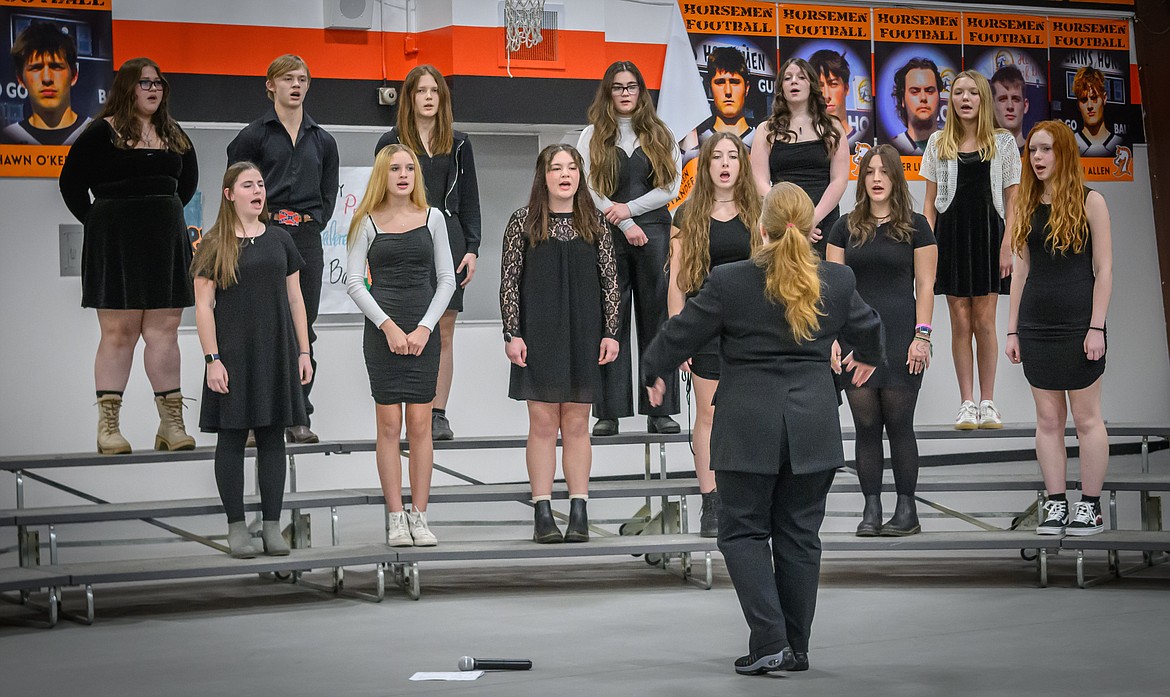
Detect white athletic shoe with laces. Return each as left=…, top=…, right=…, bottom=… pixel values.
left=408, top=510, right=438, bottom=546
left=386, top=511, right=413, bottom=547
left=954, top=400, right=979, bottom=430
left=1065, top=500, right=1104, bottom=536
left=978, top=400, right=1003, bottom=429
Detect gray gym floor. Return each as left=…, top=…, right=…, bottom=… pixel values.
left=2, top=453, right=1168, bottom=696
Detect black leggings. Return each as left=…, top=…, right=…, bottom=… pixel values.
left=214, top=426, right=287, bottom=523
left=845, top=387, right=920, bottom=496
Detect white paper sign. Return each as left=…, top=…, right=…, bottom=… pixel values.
left=409, top=671, right=485, bottom=681
left=318, top=166, right=373, bottom=315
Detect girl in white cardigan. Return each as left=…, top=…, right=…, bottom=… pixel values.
left=921, top=70, right=1021, bottom=430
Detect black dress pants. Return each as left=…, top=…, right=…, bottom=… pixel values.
left=285, top=220, right=322, bottom=423
left=594, top=225, right=679, bottom=418
left=715, top=463, right=836, bottom=655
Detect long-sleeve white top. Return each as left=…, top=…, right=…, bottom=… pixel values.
left=577, top=117, right=681, bottom=232
left=345, top=207, right=456, bottom=331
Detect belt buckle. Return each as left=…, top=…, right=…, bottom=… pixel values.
left=274, top=209, right=302, bottom=227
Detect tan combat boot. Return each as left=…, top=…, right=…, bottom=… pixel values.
left=154, top=392, right=196, bottom=451
left=96, top=394, right=132, bottom=455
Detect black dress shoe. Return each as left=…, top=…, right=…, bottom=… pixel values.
left=647, top=415, right=681, bottom=434
left=734, top=647, right=796, bottom=675
left=856, top=494, right=882, bottom=537
left=592, top=418, right=619, bottom=437
left=431, top=412, right=454, bottom=440
left=532, top=500, right=563, bottom=544
left=564, top=498, right=589, bottom=542
left=785, top=652, right=809, bottom=672
left=286, top=425, right=319, bottom=444
left=880, top=494, right=921, bottom=536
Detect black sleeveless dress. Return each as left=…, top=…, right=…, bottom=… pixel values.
left=361, top=224, right=442, bottom=404
left=1018, top=190, right=1105, bottom=391
left=686, top=214, right=753, bottom=381
left=934, top=153, right=1010, bottom=297
left=768, top=138, right=839, bottom=258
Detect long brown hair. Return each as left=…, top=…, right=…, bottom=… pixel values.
left=99, top=57, right=191, bottom=152
left=586, top=61, right=678, bottom=197
left=191, top=162, right=269, bottom=288
left=847, top=144, right=917, bottom=246
left=766, top=57, right=840, bottom=154
left=672, top=133, right=761, bottom=294
left=397, top=64, right=454, bottom=156
left=1012, top=120, right=1089, bottom=255
left=935, top=70, right=1001, bottom=162
left=523, top=144, right=603, bottom=246
left=347, top=144, right=430, bottom=248
left=753, top=182, right=824, bottom=342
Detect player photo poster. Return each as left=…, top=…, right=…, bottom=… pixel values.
left=873, top=7, right=962, bottom=179
left=0, top=0, right=113, bottom=177
left=1049, top=16, right=1136, bottom=181
left=777, top=4, right=873, bottom=176
left=963, top=13, right=1049, bottom=154
left=675, top=0, right=777, bottom=204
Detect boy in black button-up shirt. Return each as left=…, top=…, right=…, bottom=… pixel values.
left=228, top=54, right=339, bottom=443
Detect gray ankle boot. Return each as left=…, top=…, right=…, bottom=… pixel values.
left=261, top=521, right=290, bottom=556
left=227, top=521, right=260, bottom=558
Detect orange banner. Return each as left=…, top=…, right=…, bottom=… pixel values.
left=777, top=4, right=869, bottom=40
left=0, top=144, right=70, bottom=177
left=0, top=0, right=110, bottom=8
left=873, top=8, right=961, bottom=45
left=963, top=13, right=1046, bottom=48
left=680, top=0, right=776, bottom=36
left=1050, top=17, right=1129, bottom=51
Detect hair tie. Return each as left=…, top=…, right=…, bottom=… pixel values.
left=785, top=222, right=797, bottom=231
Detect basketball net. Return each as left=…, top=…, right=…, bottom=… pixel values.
left=504, top=0, right=545, bottom=76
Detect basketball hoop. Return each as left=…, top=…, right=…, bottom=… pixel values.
left=504, top=0, right=545, bottom=54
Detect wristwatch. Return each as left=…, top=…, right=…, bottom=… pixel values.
left=204, top=353, right=220, bottom=364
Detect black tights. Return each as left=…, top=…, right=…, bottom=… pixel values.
left=846, top=387, right=920, bottom=496
left=214, top=426, right=286, bottom=523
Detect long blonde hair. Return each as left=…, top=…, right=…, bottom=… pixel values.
left=397, top=64, right=454, bottom=156
left=1011, top=121, right=1089, bottom=255
left=936, top=70, right=1001, bottom=162
left=347, top=144, right=429, bottom=248
left=753, top=182, right=824, bottom=342
left=190, top=162, right=269, bottom=287
left=672, top=133, right=761, bottom=294
left=586, top=61, right=678, bottom=197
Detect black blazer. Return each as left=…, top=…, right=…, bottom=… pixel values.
left=642, top=260, right=884, bottom=475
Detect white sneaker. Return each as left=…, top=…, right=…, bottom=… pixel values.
left=408, top=510, right=438, bottom=547
left=386, top=511, right=413, bottom=547
left=978, top=400, right=1003, bottom=429
left=954, top=400, right=979, bottom=430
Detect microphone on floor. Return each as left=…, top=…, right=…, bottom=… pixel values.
left=458, top=656, right=533, bottom=671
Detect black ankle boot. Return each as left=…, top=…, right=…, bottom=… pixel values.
left=856, top=495, right=882, bottom=537
left=699, top=490, right=720, bottom=538
left=565, top=498, right=590, bottom=542
left=881, top=494, right=921, bottom=536
left=532, top=500, right=563, bottom=544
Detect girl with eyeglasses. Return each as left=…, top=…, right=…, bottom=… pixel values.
left=60, top=57, right=199, bottom=455
left=577, top=61, right=683, bottom=437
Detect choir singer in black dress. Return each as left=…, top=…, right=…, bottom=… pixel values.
left=1006, top=121, right=1113, bottom=536
left=643, top=182, right=884, bottom=676
left=500, top=144, right=620, bottom=544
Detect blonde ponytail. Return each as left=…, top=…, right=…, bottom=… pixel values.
left=752, top=183, right=824, bottom=342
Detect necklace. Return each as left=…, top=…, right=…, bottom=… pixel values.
left=239, top=223, right=264, bottom=245
left=714, top=198, right=735, bottom=203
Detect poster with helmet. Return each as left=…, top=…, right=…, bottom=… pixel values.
left=1049, top=17, right=1138, bottom=181
left=675, top=0, right=777, bottom=204
left=0, top=0, right=113, bottom=177
left=873, top=7, right=962, bottom=179
left=963, top=13, right=1050, bottom=154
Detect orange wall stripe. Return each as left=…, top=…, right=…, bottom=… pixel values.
left=112, top=20, right=667, bottom=84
